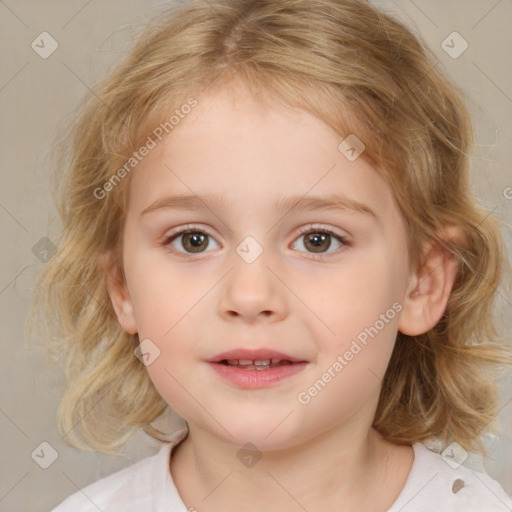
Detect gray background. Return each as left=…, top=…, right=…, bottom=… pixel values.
left=0, top=1, right=511, bottom=511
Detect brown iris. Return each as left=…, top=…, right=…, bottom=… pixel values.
left=181, top=232, right=208, bottom=253
left=303, top=232, right=332, bottom=253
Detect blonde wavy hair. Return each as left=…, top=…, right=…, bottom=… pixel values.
left=28, top=0, right=511, bottom=455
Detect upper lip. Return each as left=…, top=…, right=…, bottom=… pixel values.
left=207, top=348, right=307, bottom=363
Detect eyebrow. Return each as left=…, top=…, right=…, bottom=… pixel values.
left=139, top=193, right=377, bottom=219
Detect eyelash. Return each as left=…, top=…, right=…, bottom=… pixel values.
left=162, top=224, right=351, bottom=259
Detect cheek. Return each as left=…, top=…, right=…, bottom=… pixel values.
left=143, top=359, right=198, bottom=423
left=124, top=246, right=200, bottom=335
left=307, top=246, right=405, bottom=385
left=322, top=251, right=403, bottom=330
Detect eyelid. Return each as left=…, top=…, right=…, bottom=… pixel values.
left=294, top=223, right=349, bottom=239
left=291, top=223, right=351, bottom=258
left=161, top=225, right=220, bottom=259
left=162, top=224, right=219, bottom=246
left=162, top=223, right=348, bottom=241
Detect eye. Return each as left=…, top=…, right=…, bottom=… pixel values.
left=162, top=224, right=350, bottom=257
left=291, top=225, right=349, bottom=256
left=163, top=227, right=220, bottom=254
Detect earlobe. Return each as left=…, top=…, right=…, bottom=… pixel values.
left=398, top=232, right=460, bottom=336
left=99, top=252, right=138, bottom=335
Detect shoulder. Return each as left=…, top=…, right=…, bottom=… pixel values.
left=50, top=428, right=189, bottom=512
left=389, top=442, right=512, bottom=512
left=50, top=446, right=170, bottom=512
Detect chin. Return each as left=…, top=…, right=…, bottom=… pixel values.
left=203, top=408, right=306, bottom=451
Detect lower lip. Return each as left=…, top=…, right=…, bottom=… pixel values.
left=207, top=362, right=308, bottom=388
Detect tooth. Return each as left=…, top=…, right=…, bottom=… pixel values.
left=227, top=360, right=239, bottom=366
left=254, top=359, right=271, bottom=366
left=238, top=359, right=253, bottom=365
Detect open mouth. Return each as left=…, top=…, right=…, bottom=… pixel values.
left=218, top=359, right=296, bottom=370
left=207, top=350, right=308, bottom=388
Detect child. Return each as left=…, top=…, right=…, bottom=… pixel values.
left=30, top=0, right=512, bottom=510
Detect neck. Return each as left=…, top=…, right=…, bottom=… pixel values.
left=170, top=410, right=413, bottom=511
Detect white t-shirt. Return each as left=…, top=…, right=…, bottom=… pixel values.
left=51, top=428, right=512, bottom=511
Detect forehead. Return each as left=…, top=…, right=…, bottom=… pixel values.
left=128, top=85, right=396, bottom=219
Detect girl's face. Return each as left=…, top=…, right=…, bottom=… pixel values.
left=111, top=84, right=415, bottom=450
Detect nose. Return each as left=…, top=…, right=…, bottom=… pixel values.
left=218, top=249, right=289, bottom=324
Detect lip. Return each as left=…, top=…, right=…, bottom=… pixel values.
left=206, top=348, right=309, bottom=389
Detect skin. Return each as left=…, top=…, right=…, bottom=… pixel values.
left=105, top=80, right=459, bottom=511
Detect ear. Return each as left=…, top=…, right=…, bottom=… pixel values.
left=398, top=227, right=461, bottom=336
left=99, top=252, right=138, bottom=335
